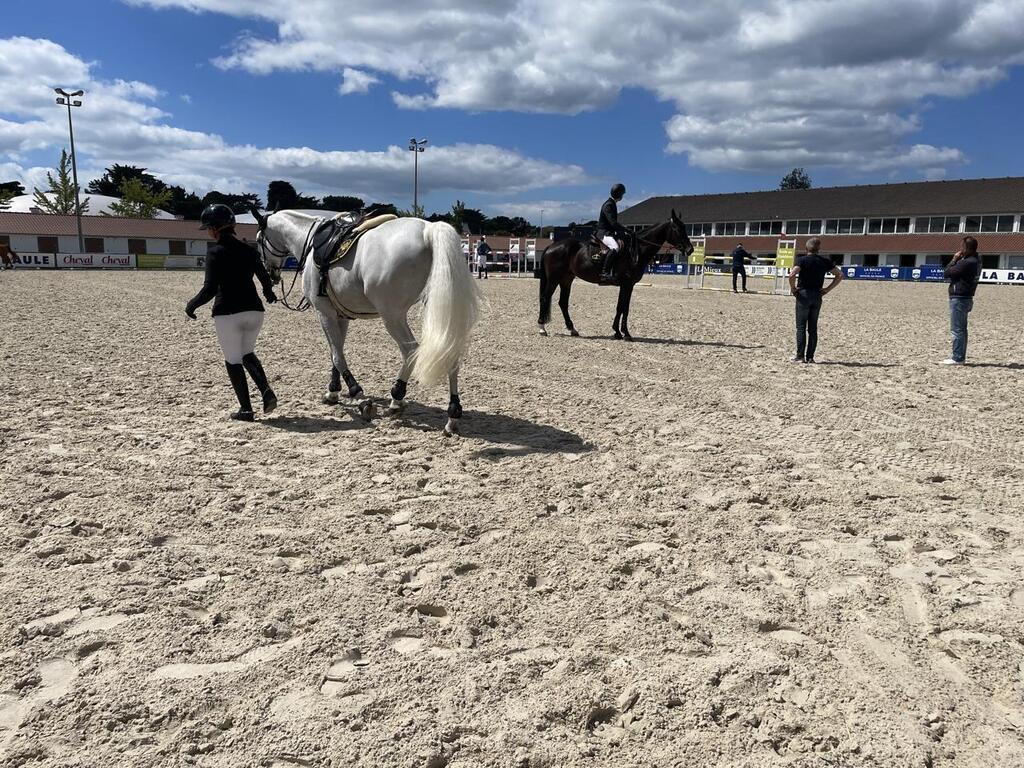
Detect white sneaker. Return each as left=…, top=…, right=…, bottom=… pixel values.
left=940, top=359, right=964, bottom=365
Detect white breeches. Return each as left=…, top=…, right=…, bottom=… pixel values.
left=214, top=311, right=264, bottom=364
left=602, top=236, right=619, bottom=251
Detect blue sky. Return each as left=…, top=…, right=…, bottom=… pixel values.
left=2, top=0, right=1023, bottom=224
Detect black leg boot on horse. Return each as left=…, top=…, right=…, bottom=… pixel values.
left=242, top=353, right=277, bottom=414
left=601, top=248, right=619, bottom=284
left=225, top=362, right=255, bottom=421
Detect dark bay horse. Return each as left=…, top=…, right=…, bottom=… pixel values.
left=537, top=210, right=694, bottom=340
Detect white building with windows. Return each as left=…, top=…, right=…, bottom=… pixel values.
left=620, top=177, right=1024, bottom=270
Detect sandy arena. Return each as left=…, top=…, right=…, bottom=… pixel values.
left=1, top=271, right=1023, bottom=767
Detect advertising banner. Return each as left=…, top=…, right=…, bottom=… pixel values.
left=56, top=253, right=136, bottom=269
left=526, top=239, right=536, bottom=255
left=980, top=269, right=1024, bottom=285
left=841, top=266, right=945, bottom=282
left=137, top=254, right=166, bottom=270
left=165, top=255, right=204, bottom=270
left=508, top=238, right=520, bottom=254
left=9, top=252, right=57, bottom=269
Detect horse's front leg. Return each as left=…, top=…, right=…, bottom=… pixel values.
left=612, top=285, right=627, bottom=340
left=620, top=283, right=636, bottom=341
left=382, top=313, right=418, bottom=416
left=317, top=312, right=363, bottom=404
left=558, top=279, right=579, bottom=336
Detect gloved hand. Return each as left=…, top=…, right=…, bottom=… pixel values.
left=185, top=305, right=198, bottom=320
left=263, top=288, right=277, bottom=304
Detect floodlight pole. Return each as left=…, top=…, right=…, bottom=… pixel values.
left=408, top=138, right=427, bottom=215
left=55, top=88, right=85, bottom=253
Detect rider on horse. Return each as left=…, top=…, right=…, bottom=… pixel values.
left=599, top=183, right=629, bottom=280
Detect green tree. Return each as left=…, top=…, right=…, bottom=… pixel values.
left=0, top=181, right=25, bottom=198
left=104, top=178, right=173, bottom=218
left=166, top=186, right=204, bottom=219
left=267, top=180, right=320, bottom=210
left=32, top=150, right=90, bottom=215
left=0, top=190, right=12, bottom=210
left=322, top=195, right=364, bottom=212
left=201, top=190, right=263, bottom=213
left=88, top=164, right=165, bottom=197
left=780, top=167, right=812, bottom=190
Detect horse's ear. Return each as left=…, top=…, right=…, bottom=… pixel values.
left=248, top=204, right=268, bottom=231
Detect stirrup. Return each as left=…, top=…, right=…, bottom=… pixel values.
left=318, top=275, right=329, bottom=297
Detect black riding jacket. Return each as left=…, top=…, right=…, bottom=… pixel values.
left=599, top=197, right=626, bottom=238
left=186, top=232, right=274, bottom=317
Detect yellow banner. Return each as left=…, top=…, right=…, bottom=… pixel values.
left=137, top=254, right=166, bottom=270
left=689, top=239, right=706, bottom=265
left=776, top=240, right=797, bottom=268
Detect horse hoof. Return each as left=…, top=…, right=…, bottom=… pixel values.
left=322, top=391, right=340, bottom=405
left=623, top=334, right=634, bottom=342
left=358, top=400, right=375, bottom=421
left=613, top=331, right=623, bottom=340
left=538, top=326, right=548, bottom=336
left=387, top=399, right=406, bottom=416
left=443, top=419, right=460, bottom=437
left=569, top=329, right=580, bottom=337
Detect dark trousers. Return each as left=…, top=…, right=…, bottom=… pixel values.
left=732, top=265, right=747, bottom=291
left=795, top=289, right=823, bottom=360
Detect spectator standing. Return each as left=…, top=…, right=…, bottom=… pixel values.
left=731, top=243, right=752, bottom=293
left=941, top=236, right=981, bottom=365
left=476, top=236, right=491, bottom=279
left=787, top=237, right=843, bottom=363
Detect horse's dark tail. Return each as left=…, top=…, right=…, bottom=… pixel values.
left=538, top=253, right=552, bottom=325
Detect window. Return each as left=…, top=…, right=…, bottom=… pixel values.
left=84, top=237, right=104, bottom=253
left=916, top=216, right=959, bottom=234
left=925, top=255, right=944, bottom=265
left=970, top=215, right=1014, bottom=232
left=830, top=254, right=845, bottom=265
left=981, top=254, right=1000, bottom=269
left=915, top=217, right=930, bottom=232
left=828, top=218, right=864, bottom=234
left=964, top=215, right=981, bottom=232
left=944, top=217, right=961, bottom=232
left=899, top=254, right=916, bottom=267
left=128, top=239, right=147, bottom=254
left=38, top=236, right=58, bottom=252
left=862, top=254, right=879, bottom=267
left=1009, top=255, right=1024, bottom=269
left=750, top=221, right=783, bottom=235
left=868, top=219, right=882, bottom=233
left=714, top=222, right=744, bottom=236
left=0, top=235, right=9, bottom=247
left=896, top=218, right=910, bottom=233
left=785, top=219, right=823, bottom=235
left=169, top=240, right=186, bottom=255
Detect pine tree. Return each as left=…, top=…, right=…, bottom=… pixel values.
left=104, top=178, right=173, bottom=219
left=32, top=150, right=90, bottom=215
left=779, top=168, right=812, bottom=190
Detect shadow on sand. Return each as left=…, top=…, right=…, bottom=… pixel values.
left=262, top=401, right=593, bottom=458
left=965, top=362, right=1024, bottom=370
left=815, top=361, right=899, bottom=369
left=586, top=334, right=764, bottom=350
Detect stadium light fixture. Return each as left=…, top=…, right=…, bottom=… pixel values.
left=54, top=87, right=86, bottom=253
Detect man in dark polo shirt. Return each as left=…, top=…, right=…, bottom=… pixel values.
left=787, top=238, right=843, bottom=363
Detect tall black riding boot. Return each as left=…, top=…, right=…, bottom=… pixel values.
left=225, top=362, right=255, bottom=421
left=601, top=250, right=617, bottom=281
left=242, top=353, right=277, bottom=414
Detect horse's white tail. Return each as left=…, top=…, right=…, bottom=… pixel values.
left=412, top=221, right=481, bottom=387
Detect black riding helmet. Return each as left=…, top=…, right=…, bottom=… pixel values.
left=199, top=203, right=235, bottom=230
left=610, top=183, right=626, bottom=200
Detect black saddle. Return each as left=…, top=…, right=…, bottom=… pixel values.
left=311, top=214, right=361, bottom=270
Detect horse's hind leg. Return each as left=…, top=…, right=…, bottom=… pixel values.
left=558, top=279, right=579, bottom=336
left=444, top=367, right=462, bottom=437
left=382, top=312, right=418, bottom=415
left=317, top=312, right=363, bottom=403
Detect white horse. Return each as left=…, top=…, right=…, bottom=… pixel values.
left=253, top=210, right=480, bottom=435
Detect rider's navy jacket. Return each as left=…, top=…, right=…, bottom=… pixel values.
left=599, top=197, right=626, bottom=238
left=731, top=246, right=751, bottom=268
left=187, top=232, right=274, bottom=317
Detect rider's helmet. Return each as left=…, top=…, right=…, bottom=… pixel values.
left=610, top=183, right=626, bottom=200
left=199, top=203, right=235, bottom=230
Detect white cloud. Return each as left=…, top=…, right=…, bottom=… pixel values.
left=338, top=67, right=379, bottom=95
left=180, top=93, right=192, bottom=103
left=0, top=36, right=587, bottom=203
left=122, top=0, right=1024, bottom=174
